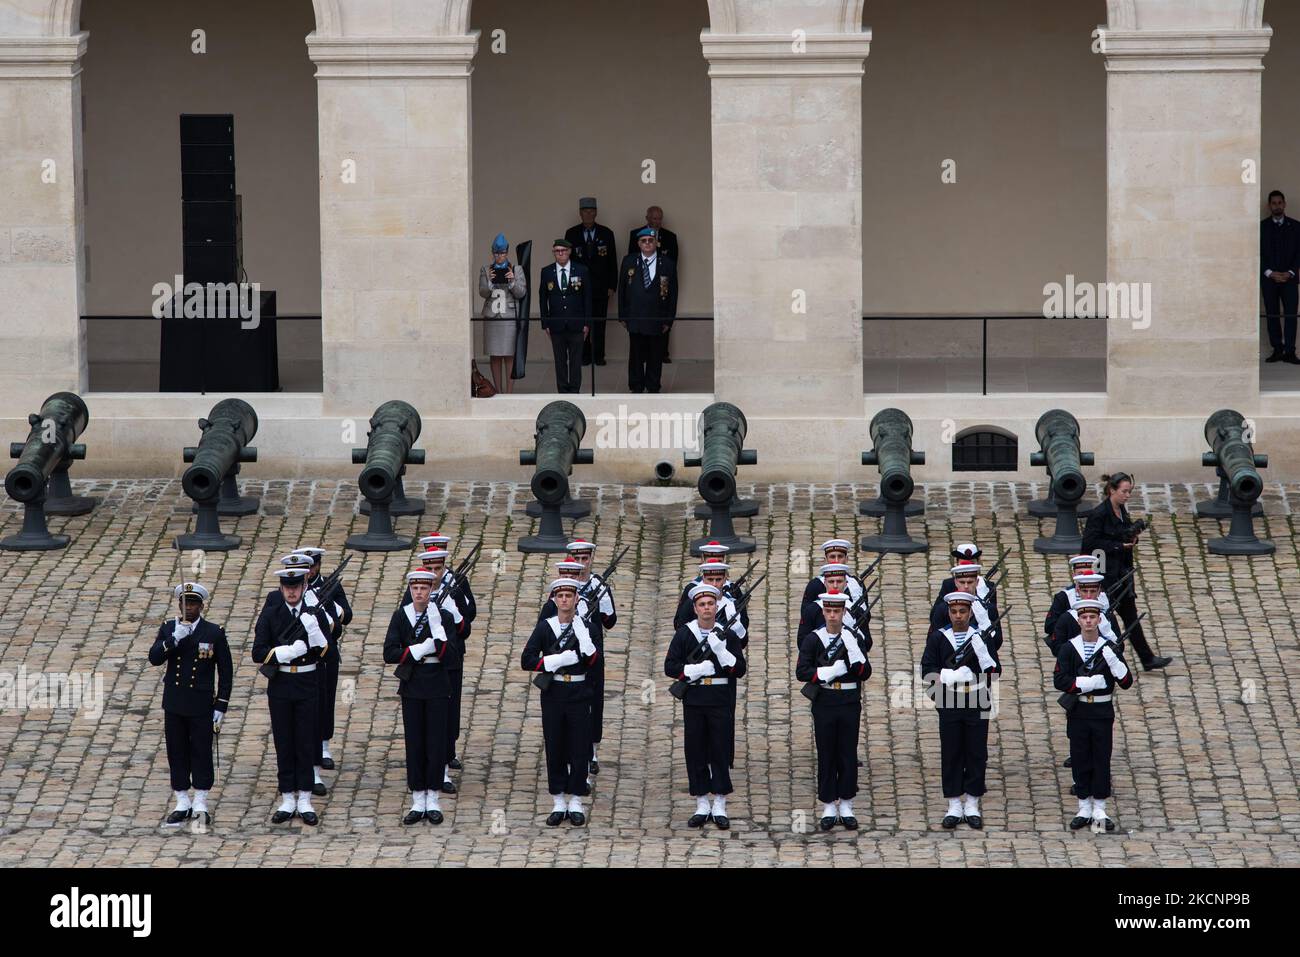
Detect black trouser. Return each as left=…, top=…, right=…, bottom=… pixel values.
left=550, top=330, right=585, bottom=393
left=269, top=694, right=317, bottom=793
left=446, top=667, right=463, bottom=763
left=541, top=691, right=592, bottom=796
left=583, top=293, right=609, bottom=363
left=1068, top=715, right=1114, bottom=800
left=727, top=680, right=738, bottom=767
left=1111, top=586, right=1155, bottom=665
left=938, top=707, right=989, bottom=798
left=164, top=710, right=214, bottom=791
left=401, top=694, right=449, bottom=792
left=317, top=651, right=339, bottom=749
left=1262, top=279, right=1298, bottom=352
left=628, top=330, right=665, bottom=393
left=588, top=662, right=604, bottom=747
left=683, top=703, right=734, bottom=796
left=813, top=702, right=860, bottom=803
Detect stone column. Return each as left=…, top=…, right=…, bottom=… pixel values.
left=1098, top=13, right=1271, bottom=415
left=0, top=31, right=87, bottom=406
left=308, top=33, right=478, bottom=419
left=702, top=29, right=869, bottom=414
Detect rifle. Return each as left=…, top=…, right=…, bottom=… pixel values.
left=846, top=589, right=880, bottom=627
left=669, top=574, right=765, bottom=700
left=982, top=547, right=1012, bottom=586
left=433, top=541, right=483, bottom=610
left=1057, top=613, right=1144, bottom=712
left=800, top=620, right=870, bottom=703
left=944, top=605, right=1013, bottom=672
left=533, top=551, right=626, bottom=690
left=258, top=554, right=353, bottom=679
left=392, top=604, right=435, bottom=682
left=732, top=558, right=758, bottom=593
left=1104, top=567, right=1136, bottom=606
left=858, top=552, right=884, bottom=582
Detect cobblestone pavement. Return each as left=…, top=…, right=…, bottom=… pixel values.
left=0, top=480, right=1297, bottom=867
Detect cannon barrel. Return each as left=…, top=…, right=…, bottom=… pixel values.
left=862, top=408, right=923, bottom=504
left=1032, top=409, right=1091, bottom=505
left=181, top=399, right=258, bottom=502
left=521, top=401, right=588, bottom=506
left=693, top=402, right=753, bottom=505
left=352, top=400, right=423, bottom=503
left=1202, top=409, right=1266, bottom=503
left=4, top=392, right=90, bottom=503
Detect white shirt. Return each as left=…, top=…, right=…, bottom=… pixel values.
left=640, top=254, right=657, bottom=282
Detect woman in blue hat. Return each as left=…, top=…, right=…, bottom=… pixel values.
left=478, top=232, right=527, bottom=394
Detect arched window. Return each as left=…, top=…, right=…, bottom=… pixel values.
left=952, top=426, right=1017, bottom=471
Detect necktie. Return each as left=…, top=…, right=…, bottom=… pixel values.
left=586, top=229, right=594, bottom=244
left=560, top=267, right=568, bottom=290
left=292, top=608, right=299, bottom=619
left=642, top=257, right=652, bottom=289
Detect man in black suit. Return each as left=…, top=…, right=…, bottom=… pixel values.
left=627, top=206, right=680, bottom=364
left=539, top=239, right=592, bottom=393
left=618, top=227, right=679, bottom=393
left=1261, top=189, right=1300, bottom=364
left=565, top=197, right=617, bottom=367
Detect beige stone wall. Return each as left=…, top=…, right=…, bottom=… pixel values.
left=78, top=0, right=320, bottom=316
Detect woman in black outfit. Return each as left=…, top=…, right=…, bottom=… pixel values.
left=1081, top=472, right=1172, bottom=671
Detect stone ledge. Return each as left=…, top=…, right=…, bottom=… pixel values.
left=701, top=31, right=872, bottom=78
left=306, top=33, right=480, bottom=78
left=0, top=32, right=87, bottom=78
left=1096, top=28, right=1272, bottom=72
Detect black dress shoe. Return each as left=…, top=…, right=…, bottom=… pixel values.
left=1063, top=756, right=1073, bottom=768
left=595, top=358, right=606, bottom=366
left=713, top=815, right=729, bottom=830
left=300, top=811, right=319, bottom=827
left=402, top=809, right=425, bottom=826
left=165, top=809, right=191, bottom=826
left=270, top=810, right=294, bottom=824
left=441, top=780, right=457, bottom=794
left=319, top=756, right=335, bottom=771
left=448, top=757, right=463, bottom=771
left=1101, top=817, right=1116, bottom=832
left=965, top=815, right=983, bottom=829
left=841, top=816, right=859, bottom=830
left=819, top=816, right=837, bottom=831
left=1069, top=815, right=1091, bottom=830
left=1143, top=656, right=1173, bottom=671
left=589, top=759, right=600, bottom=775
left=1265, top=349, right=1283, bottom=363
left=1069, top=784, right=1077, bottom=796
left=663, top=354, right=672, bottom=364
left=568, top=811, right=586, bottom=827
left=687, top=813, right=710, bottom=828
left=1286, top=352, right=1300, bottom=365
left=546, top=811, right=567, bottom=827
left=426, top=809, right=444, bottom=825
left=942, top=815, right=961, bottom=830
left=312, top=782, right=328, bottom=797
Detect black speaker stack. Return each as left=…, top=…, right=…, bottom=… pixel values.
left=180, top=114, right=238, bottom=284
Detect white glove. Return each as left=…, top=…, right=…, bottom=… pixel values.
left=969, top=635, right=996, bottom=672
left=408, top=636, right=438, bottom=661
left=953, top=665, right=975, bottom=684
left=301, top=614, right=328, bottom=649
left=939, top=668, right=958, bottom=686
left=173, top=620, right=194, bottom=641
left=576, top=629, right=597, bottom=658
left=706, top=633, right=728, bottom=656
left=273, top=645, right=298, bottom=664
left=816, top=659, right=849, bottom=683
left=1102, top=647, right=1129, bottom=679
left=290, top=639, right=308, bottom=657
left=1077, top=674, right=1105, bottom=693
left=558, top=649, right=580, bottom=667
left=684, top=661, right=716, bottom=681
left=212, top=711, right=223, bottom=729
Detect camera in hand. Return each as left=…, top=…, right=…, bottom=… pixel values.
left=492, top=263, right=510, bottom=284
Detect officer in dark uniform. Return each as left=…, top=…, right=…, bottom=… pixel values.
left=384, top=568, right=460, bottom=825
left=665, top=583, right=746, bottom=829
left=618, top=227, right=679, bottom=393
left=920, top=591, right=1001, bottom=829
left=292, top=547, right=351, bottom=774
left=796, top=588, right=870, bottom=830
left=149, top=581, right=232, bottom=827
left=626, top=205, right=680, bottom=363
left=1054, top=598, right=1134, bottom=831
left=566, top=197, right=618, bottom=366
left=251, top=566, right=333, bottom=826
left=523, top=577, right=601, bottom=827
left=539, top=239, right=592, bottom=393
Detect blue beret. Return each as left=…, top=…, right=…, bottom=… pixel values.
left=636, top=227, right=657, bottom=239
left=491, top=232, right=508, bottom=253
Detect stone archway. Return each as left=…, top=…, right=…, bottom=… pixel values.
left=40, top=0, right=341, bottom=37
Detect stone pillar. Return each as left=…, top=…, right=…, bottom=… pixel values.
left=0, top=31, right=87, bottom=406
left=702, top=28, right=869, bottom=414
left=1098, top=9, right=1271, bottom=415
left=308, top=32, right=478, bottom=419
